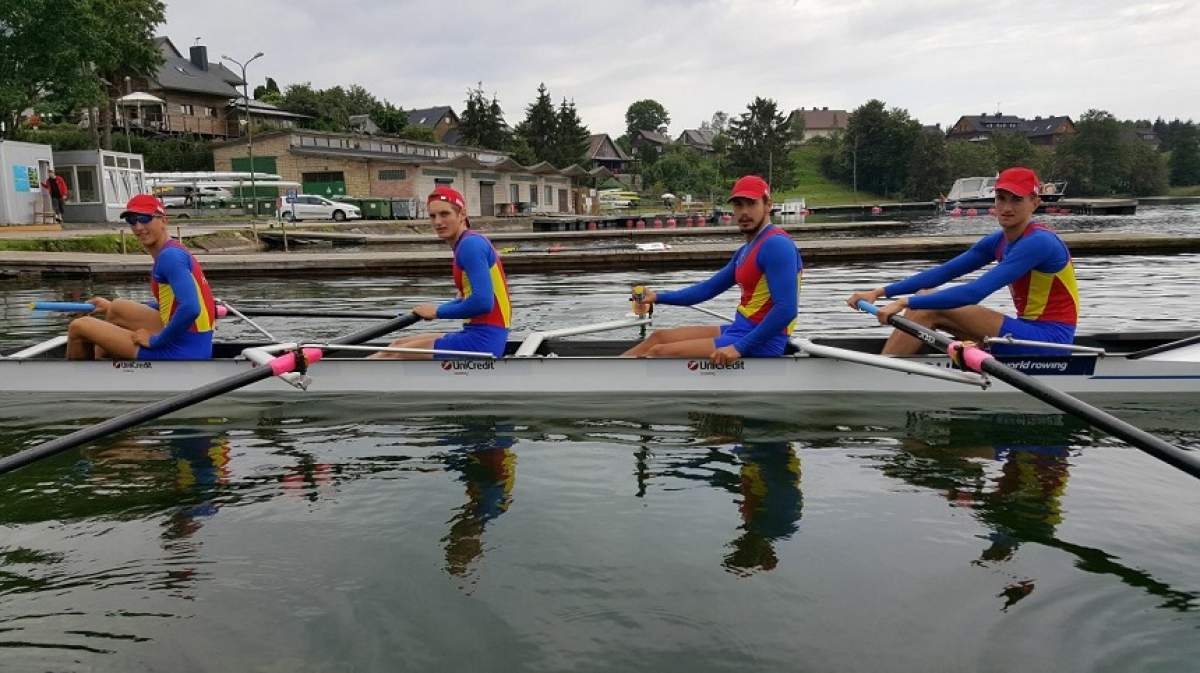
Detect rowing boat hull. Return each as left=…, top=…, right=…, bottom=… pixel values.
left=3, top=349, right=1199, bottom=395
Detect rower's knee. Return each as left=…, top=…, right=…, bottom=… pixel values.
left=67, top=316, right=95, bottom=337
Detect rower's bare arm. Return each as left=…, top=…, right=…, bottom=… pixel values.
left=87, top=297, right=112, bottom=314
left=846, top=288, right=885, bottom=310
left=413, top=304, right=438, bottom=320
left=632, top=289, right=657, bottom=315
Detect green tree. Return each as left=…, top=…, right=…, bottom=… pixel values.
left=991, top=132, right=1037, bottom=171
left=370, top=101, right=407, bottom=135
left=642, top=146, right=721, bottom=198
left=1, top=0, right=166, bottom=143
left=904, top=132, right=951, bottom=200
left=515, top=83, right=557, bottom=164
left=552, top=98, right=590, bottom=167
left=1168, top=124, right=1200, bottom=185
left=946, top=141, right=997, bottom=180
left=726, top=97, right=795, bottom=189
left=834, top=99, right=920, bottom=196
left=1124, top=140, right=1169, bottom=195
left=459, top=83, right=511, bottom=151
left=624, top=99, right=670, bottom=140
left=1053, top=109, right=1124, bottom=195
left=398, top=126, right=436, bottom=142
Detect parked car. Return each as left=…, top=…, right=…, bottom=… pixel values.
left=278, top=195, right=362, bottom=221
left=156, top=184, right=234, bottom=208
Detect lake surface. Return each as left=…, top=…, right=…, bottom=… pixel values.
left=2, top=209, right=1199, bottom=672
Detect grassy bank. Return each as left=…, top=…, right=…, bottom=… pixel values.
left=1168, top=185, right=1200, bottom=197
left=0, top=234, right=137, bottom=254
left=775, top=145, right=888, bottom=206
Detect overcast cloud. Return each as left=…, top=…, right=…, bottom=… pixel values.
left=166, top=0, right=1198, bottom=135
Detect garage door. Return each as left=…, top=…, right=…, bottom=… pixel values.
left=301, top=171, right=346, bottom=197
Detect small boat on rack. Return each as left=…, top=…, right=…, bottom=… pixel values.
left=3, top=321, right=1198, bottom=397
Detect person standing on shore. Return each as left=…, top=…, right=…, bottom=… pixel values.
left=41, top=169, right=69, bottom=223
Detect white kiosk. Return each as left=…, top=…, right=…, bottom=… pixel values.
left=0, top=140, right=54, bottom=226
left=52, top=150, right=147, bottom=223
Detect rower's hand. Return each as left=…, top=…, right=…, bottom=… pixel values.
left=132, top=329, right=152, bottom=349
left=875, top=298, right=909, bottom=325
left=846, top=288, right=885, bottom=311
left=631, top=289, right=657, bottom=316
left=413, top=304, right=438, bottom=320
left=711, top=344, right=742, bottom=365
left=87, top=297, right=112, bottom=314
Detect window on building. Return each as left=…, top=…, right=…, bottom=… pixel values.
left=203, top=106, right=217, bottom=117
left=180, top=104, right=195, bottom=115
left=511, top=184, right=520, bottom=203
left=530, top=184, right=538, bottom=205
left=74, top=165, right=99, bottom=203
left=379, top=169, right=407, bottom=181
left=545, top=186, right=553, bottom=204
left=435, top=178, right=454, bottom=185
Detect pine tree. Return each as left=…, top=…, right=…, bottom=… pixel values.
left=553, top=98, right=590, bottom=167
left=727, top=97, right=796, bottom=189
left=516, top=83, right=558, bottom=164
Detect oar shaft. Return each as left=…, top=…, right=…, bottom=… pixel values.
left=221, top=308, right=401, bottom=320
left=857, top=300, right=1200, bottom=479
left=31, top=301, right=96, bottom=313
left=0, top=366, right=272, bottom=474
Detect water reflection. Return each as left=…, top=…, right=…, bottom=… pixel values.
left=655, top=413, right=803, bottom=576
left=435, top=419, right=517, bottom=579
left=883, top=411, right=1198, bottom=611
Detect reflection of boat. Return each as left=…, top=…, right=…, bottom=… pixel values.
left=4, top=329, right=1199, bottom=395
left=944, top=176, right=1067, bottom=211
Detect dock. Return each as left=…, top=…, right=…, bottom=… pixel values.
left=3, top=232, right=1198, bottom=280
left=805, top=198, right=1139, bottom=217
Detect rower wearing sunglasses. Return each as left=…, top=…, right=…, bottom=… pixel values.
left=65, top=194, right=217, bottom=361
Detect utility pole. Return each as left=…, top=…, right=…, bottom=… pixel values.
left=222, top=52, right=264, bottom=218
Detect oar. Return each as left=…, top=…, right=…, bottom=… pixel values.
left=30, top=301, right=96, bottom=313
left=856, top=300, right=1200, bottom=480
left=32, top=301, right=397, bottom=321
left=0, top=312, right=421, bottom=476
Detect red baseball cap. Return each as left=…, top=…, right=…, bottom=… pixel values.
left=428, top=186, right=467, bottom=211
left=995, top=167, right=1040, bottom=198
left=119, top=194, right=166, bottom=219
left=727, top=175, right=770, bottom=202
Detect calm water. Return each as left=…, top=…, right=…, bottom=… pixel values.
left=2, top=209, right=1200, bottom=672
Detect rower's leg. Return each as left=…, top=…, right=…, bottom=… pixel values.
left=66, top=317, right=140, bottom=360
left=643, top=336, right=720, bottom=358
left=105, top=299, right=163, bottom=332
left=368, top=333, right=443, bottom=360
left=622, top=325, right=720, bottom=357
left=96, top=299, right=162, bottom=359
left=882, top=305, right=1006, bottom=355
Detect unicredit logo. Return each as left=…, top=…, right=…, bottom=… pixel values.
left=686, top=360, right=744, bottom=371
left=441, top=360, right=495, bottom=371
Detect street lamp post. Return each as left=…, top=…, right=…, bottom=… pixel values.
left=221, top=52, right=264, bottom=218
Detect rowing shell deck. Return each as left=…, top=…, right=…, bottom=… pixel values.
left=3, top=332, right=1198, bottom=396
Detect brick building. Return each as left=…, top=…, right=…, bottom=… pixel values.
left=211, top=130, right=581, bottom=217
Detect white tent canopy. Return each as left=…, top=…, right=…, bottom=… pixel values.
left=116, top=91, right=165, bottom=105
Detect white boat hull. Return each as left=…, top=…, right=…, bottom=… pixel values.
left=3, top=339, right=1199, bottom=396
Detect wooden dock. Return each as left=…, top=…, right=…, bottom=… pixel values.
left=4, top=232, right=1198, bottom=280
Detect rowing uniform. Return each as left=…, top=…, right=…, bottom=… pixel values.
left=140, top=240, right=217, bottom=360
left=885, top=222, right=1078, bottom=355
left=655, top=224, right=802, bottom=356
left=435, top=230, right=511, bottom=359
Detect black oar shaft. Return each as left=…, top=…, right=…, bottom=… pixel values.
left=0, top=366, right=272, bottom=474
left=885, top=311, right=1200, bottom=480
left=231, top=309, right=399, bottom=320
left=0, top=313, right=422, bottom=476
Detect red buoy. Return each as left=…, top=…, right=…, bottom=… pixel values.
left=653, top=218, right=663, bottom=228
left=666, top=218, right=676, bottom=228
left=870, top=206, right=883, bottom=215
left=636, top=219, right=646, bottom=229
left=966, top=208, right=978, bottom=216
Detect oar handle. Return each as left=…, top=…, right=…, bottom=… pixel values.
left=856, top=299, right=879, bottom=315
left=31, top=301, right=96, bottom=313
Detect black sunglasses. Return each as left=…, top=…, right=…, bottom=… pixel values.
left=123, top=213, right=156, bottom=226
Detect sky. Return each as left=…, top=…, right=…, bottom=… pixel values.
left=165, top=0, right=1198, bottom=137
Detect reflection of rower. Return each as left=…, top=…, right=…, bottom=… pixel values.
left=659, top=413, right=804, bottom=575
left=887, top=411, right=1197, bottom=611
left=724, top=441, right=802, bottom=575
left=439, top=422, right=517, bottom=578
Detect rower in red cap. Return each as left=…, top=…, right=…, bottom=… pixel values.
left=623, top=175, right=802, bottom=364
left=372, top=186, right=512, bottom=359
left=66, top=194, right=217, bottom=360
left=846, top=166, right=1079, bottom=355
